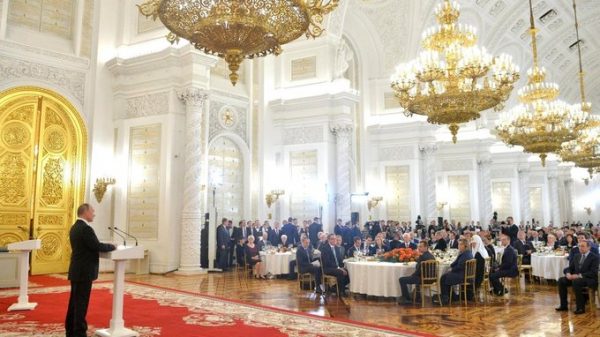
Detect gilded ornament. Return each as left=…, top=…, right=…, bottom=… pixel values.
left=37, top=232, right=62, bottom=260
left=1, top=122, right=30, bottom=150
left=138, top=0, right=339, bottom=85
left=44, top=127, right=67, bottom=153
left=41, top=158, right=64, bottom=205
left=0, top=154, right=27, bottom=205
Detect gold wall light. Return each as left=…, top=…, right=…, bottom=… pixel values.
left=367, top=196, right=383, bottom=212
left=93, top=177, right=116, bottom=203
left=265, top=189, right=285, bottom=208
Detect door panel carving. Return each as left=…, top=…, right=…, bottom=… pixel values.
left=0, top=87, right=86, bottom=275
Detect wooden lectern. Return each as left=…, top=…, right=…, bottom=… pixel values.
left=7, top=239, right=41, bottom=311
left=96, top=245, right=144, bottom=337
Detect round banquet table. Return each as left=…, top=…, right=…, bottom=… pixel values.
left=259, top=251, right=294, bottom=276
left=530, top=254, right=569, bottom=281
left=344, top=260, right=450, bottom=298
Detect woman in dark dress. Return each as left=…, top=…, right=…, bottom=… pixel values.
left=244, top=235, right=264, bottom=278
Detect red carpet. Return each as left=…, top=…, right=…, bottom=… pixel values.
left=0, top=282, right=434, bottom=337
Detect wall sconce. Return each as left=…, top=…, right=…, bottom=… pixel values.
left=93, top=177, right=116, bottom=203
left=367, top=196, right=383, bottom=211
left=437, top=201, right=448, bottom=211
left=584, top=207, right=592, bottom=215
left=265, top=189, right=285, bottom=208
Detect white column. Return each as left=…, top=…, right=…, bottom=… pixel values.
left=419, top=145, right=437, bottom=223
left=518, top=168, right=531, bottom=225
left=548, top=174, right=561, bottom=226
left=477, top=159, right=493, bottom=228
left=563, top=178, right=573, bottom=223
left=330, top=122, right=353, bottom=223
left=176, top=87, right=207, bottom=274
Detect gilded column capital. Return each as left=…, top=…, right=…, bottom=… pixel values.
left=177, top=87, right=208, bottom=107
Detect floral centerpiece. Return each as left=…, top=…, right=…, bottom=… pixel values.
left=381, top=248, right=418, bottom=263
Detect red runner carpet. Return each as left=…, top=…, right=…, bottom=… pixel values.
left=0, top=280, right=434, bottom=337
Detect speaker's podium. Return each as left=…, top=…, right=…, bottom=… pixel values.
left=7, top=239, right=41, bottom=311
left=96, top=245, right=144, bottom=337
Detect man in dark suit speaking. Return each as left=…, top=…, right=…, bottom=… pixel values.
left=65, top=204, right=116, bottom=337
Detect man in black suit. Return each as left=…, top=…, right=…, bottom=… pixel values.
left=432, top=232, right=447, bottom=251
left=490, top=234, right=518, bottom=295
left=513, top=230, right=535, bottom=265
left=281, top=219, right=299, bottom=246
left=308, top=218, right=323, bottom=248
left=216, top=218, right=230, bottom=271
left=398, top=241, right=435, bottom=304
left=556, top=240, right=599, bottom=314
left=346, top=236, right=362, bottom=258
left=233, top=221, right=251, bottom=266
left=447, top=232, right=459, bottom=249
left=321, top=234, right=349, bottom=296
left=296, top=236, right=322, bottom=292
left=437, top=239, right=473, bottom=304
left=269, top=221, right=282, bottom=246
left=503, top=216, right=519, bottom=244
left=66, top=204, right=115, bottom=337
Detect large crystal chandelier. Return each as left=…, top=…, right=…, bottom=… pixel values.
left=559, top=0, right=599, bottom=177
left=496, top=0, right=588, bottom=167
left=138, top=0, right=339, bottom=85
left=390, top=0, right=520, bottom=143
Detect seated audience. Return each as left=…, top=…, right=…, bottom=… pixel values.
left=556, top=240, right=599, bottom=314
left=346, top=236, right=362, bottom=258
left=296, top=236, right=323, bottom=293
left=336, top=235, right=345, bottom=258
left=389, top=233, right=402, bottom=250
left=398, top=241, right=435, bottom=304
left=513, top=230, right=535, bottom=265
left=471, top=234, right=489, bottom=289
left=489, top=234, right=518, bottom=296
left=448, top=232, right=459, bottom=249
left=399, top=233, right=417, bottom=250
left=546, top=234, right=559, bottom=249
left=432, top=232, right=447, bottom=251
left=437, top=239, right=473, bottom=305
left=321, top=234, right=349, bottom=296
left=244, top=235, right=264, bottom=278
left=370, top=236, right=389, bottom=255
left=482, top=234, right=496, bottom=267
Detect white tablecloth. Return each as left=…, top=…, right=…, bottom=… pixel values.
left=259, top=252, right=294, bottom=275
left=344, top=260, right=450, bottom=297
left=531, top=254, right=569, bottom=281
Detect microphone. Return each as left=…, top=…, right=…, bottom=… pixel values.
left=113, top=226, right=138, bottom=246
left=108, top=226, right=126, bottom=246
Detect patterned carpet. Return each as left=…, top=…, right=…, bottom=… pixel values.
left=0, top=281, right=435, bottom=337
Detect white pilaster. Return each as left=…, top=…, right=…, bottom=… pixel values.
left=176, top=87, right=208, bottom=274
left=548, top=173, right=561, bottom=226
left=330, top=122, right=353, bottom=223
left=564, top=178, right=573, bottom=223
left=518, top=168, right=531, bottom=225
left=419, top=144, right=437, bottom=223
left=478, top=158, right=493, bottom=228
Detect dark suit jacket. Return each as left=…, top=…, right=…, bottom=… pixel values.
left=346, top=245, right=361, bottom=258
left=369, top=243, right=389, bottom=255
left=233, top=226, right=251, bottom=242
left=281, top=223, right=299, bottom=246
left=389, top=240, right=402, bottom=250
left=513, top=240, right=536, bottom=259
left=433, top=239, right=447, bottom=251
left=369, top=223, right=382, bottom=238
left=447, top=239, right=459, bottom=249
left=411, top=251, right=435, bottom=279
left=449, top=250, right=474, bottom=276
left=217, top=225, right=230, bottom=249
left=564, top=252, right=599, bottom=286
left=296, top=245, right=318, bottom=273
left=308, top=223, right=323, bottom=246
left=334, top=224, right=344, bottom=236
left=269, top=228, right=282, bottom=246
left=68, top=220, right=114, bottom=282
left=399, top=241, right=417, bottom=250
left=497, top=246, right=518, bottom=276
left=320, top=244, right=344, bottom=270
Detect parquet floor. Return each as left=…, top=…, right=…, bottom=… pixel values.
left=118, top=271, right=600, bottom=337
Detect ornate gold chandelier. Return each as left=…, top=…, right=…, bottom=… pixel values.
left=496, top=0, right=588, bottom=167
left=390, top=0, right=520, bottom=143
left=559, top=0, right=599, bottom=177
left=138, top=0, right=339, bottom=85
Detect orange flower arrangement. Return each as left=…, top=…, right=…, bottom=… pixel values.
left=381, top=248, right=418, bottom=263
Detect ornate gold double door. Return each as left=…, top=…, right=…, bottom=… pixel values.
left=0, top=87, right=86, bottom=275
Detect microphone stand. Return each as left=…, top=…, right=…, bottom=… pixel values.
left=113, top=227, right=138, bottom=246
left=108, top=227, right=126, bottom=246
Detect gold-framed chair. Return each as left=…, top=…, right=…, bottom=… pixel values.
left=479, top=257, right=492, bottom=304
left=319, top=257, right=340, bottom=297
left=298, top=271, right=315, bottom=292
left=449, top=259, right=477, bottom=306
left=235, top=252, right=249, bottom=286
left=412, top=260, right=441, bottom=307
left=501, top=254, right=522, bottom=295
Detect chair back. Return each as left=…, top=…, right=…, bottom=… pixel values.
left=483, top=257, right=491, bottom=279
left=517, top=254, right=523, bottom=268
left=420, top=260, right=439, bottom=284
left=496, top=252, right=503, bottom=266
left=464, top=259, right=477, bottom=284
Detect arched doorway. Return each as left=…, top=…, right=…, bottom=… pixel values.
left=0, top=86, right=87, bottom=274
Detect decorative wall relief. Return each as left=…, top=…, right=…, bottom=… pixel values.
left=209, top=101, right=248, bottom=143
left=124, top=91, right=170, bottom=119
left=282, top=126, right=323, bottom=145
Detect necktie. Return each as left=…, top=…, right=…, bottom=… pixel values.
left=332, top=246, right=339, bottom=266
left=579, top=254, right=586, bottom=269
